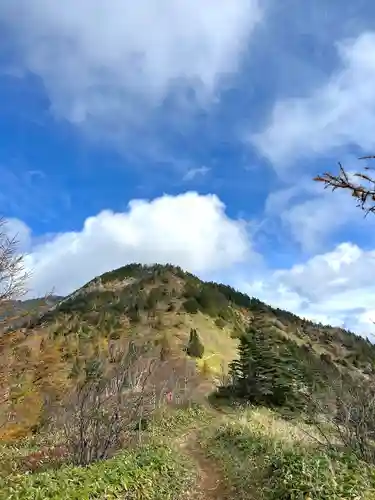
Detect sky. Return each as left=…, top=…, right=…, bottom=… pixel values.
left=1, top=0, right=375, bottom=335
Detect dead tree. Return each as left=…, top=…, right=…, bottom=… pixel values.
left=60, top=340, right=163, bottom=465
left=0, top=217, right=29, bottom=430
left=314, top=156, right=375, bottom=216
left=0, top=217, right=28, bottom=313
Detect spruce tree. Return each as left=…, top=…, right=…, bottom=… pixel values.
left=186, top=328, right=204, bottom=358
left=229, top=325, right=303, bottom=408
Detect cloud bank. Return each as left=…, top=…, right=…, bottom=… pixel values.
left=22, top=192, right=250, bottom=296
left=244, top=242, right=375, bottom=335
left=13, top=189, right=375, bottom=337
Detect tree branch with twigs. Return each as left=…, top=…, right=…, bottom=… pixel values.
left=304, top=376, right=375, bottom=465
left=0, top=216, right=29, bottom=303
left=314, top=156, right=375, bottom=216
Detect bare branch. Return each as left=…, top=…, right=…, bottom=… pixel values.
left=314, top=156, right=375, bottom=216
left=305, top=377, right=375, bottom=464
left=0, top=217, right=29, bottom=303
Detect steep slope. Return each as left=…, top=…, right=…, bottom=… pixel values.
left=1, top=263, right=375, bottom=439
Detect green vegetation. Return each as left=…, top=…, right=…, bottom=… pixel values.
left=200, top=407, right=375, bottom=500
left=0, top=445, right=192, bottom=500
left=3, top=262, right=375, bottom=499
left=226, top=326, right=305, bottom=409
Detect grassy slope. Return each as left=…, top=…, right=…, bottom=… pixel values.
left=0, top=406, right=205, bottom=500
left=2, top=404, right=375, bottom=499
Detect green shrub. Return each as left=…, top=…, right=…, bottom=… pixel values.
left=268, top=449, right=375, bottom=499
left=182, top=298, right=200, bottom=314
left=0, top=445, right=193, bottom=500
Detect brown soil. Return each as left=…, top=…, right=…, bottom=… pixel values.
left=180, top=429, right=232, bottom=500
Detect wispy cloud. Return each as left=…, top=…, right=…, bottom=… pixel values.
left=182, top=166, right=210, bottom=182
left=0, top=164, right=70, bottom=223
left=264, top=175, right=375, bottom=253
left=251, top=32, right=375, bottom=169
left=1, top=0, right=262, bottom=152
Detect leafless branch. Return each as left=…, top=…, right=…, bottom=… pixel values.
left=305, top=378, right=375, bottom=464
left=314, top=156, right=375, bottom=217
left=0, top=217, right=29, bottom=302
left=58, top=339, right=198, bottom=465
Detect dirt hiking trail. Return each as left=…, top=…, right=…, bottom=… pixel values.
left=179, top=427, right=233, bottom=500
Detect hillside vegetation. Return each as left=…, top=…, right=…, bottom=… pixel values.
left=1, top=263, right=375, bottom=498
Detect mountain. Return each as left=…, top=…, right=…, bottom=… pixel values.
left=2, top=263, right=375, bottom=498
left=50, top=262, right=375, bottom=374
left=1, top=262, right=375, bottom=440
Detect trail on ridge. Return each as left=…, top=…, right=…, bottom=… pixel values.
left=179, top=423, right=232, bottom=500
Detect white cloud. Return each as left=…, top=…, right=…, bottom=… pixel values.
left=243, top=242, right=375, bottom=335
left=252, top=31, right=375, bottom=167
left=264, top=172, right=375, bottom=253
left=13, top=191, right=375, bottom=337
left=23, top=192, right=250, bottom=296
left=183, top=166, right=210, bottom=182
left=1, top=0, right=261, bottom=138
left=3, top=218, right=31, bottom=252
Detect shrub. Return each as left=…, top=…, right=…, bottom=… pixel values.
left=183, top=298, right=200, bottom=314
left=307, top=379, right=375, bottom=465
left=202, top=420, right=375, bottom=500
left=268, top=448, right=372, bottom=500
left=59, top=341, right=164, bottom=465
left=320, top=352, right=333, bottom=364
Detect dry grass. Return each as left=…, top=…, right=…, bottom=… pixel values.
left=199, top=405, right=375, bottom=500
left=232, top=406, right=317, bottom=446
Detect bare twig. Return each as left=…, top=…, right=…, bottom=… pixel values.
left=305, top=378, right=375, bottom=464
left=314, top=156, right=375, bottom=217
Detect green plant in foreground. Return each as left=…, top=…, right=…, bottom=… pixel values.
left=0, top=444, right=194, bottom=500
left=202, top=420, right=375, bottom=500
left=268, top=449, right=375, bottom=500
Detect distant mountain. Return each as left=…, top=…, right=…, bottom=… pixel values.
left=0, top=295, right=64, bottom=332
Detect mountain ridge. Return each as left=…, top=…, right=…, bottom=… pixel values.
left=13, top=262, right=375, bottom=378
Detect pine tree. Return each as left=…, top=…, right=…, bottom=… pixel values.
left=186, top=328, right=204, bottom=358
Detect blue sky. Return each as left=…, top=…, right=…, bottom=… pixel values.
left=1, top=0, right=375, bottom=335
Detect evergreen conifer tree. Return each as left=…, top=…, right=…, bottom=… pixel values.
left=186, top=328, right=204, bottom=358
left=229, top=325, right=304, bottom=408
